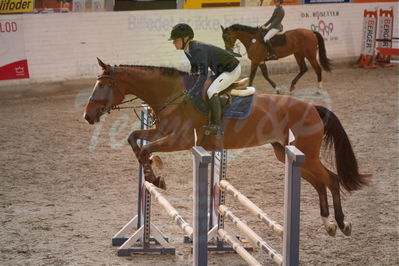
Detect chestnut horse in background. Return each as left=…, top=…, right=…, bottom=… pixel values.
left=84, top=58, right=369, bottom=237
left=221, top=24, right=332, bottom=94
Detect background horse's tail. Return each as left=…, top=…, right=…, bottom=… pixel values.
left=313, top=31, right=332, bottom=72
left=315, top=105, right=369, bottom=192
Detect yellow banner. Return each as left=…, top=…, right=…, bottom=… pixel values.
left=183, top=0, right=240, bottom=9
left=0, top=0, right=34, bottom=14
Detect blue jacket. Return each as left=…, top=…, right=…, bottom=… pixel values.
left=184, top=41, right=239, bottom=95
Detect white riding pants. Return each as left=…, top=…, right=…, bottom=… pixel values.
left=263, top=28, right=280, bottom=42
left=207, top=64, right=241, bottom=99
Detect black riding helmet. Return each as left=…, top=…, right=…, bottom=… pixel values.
left=169, top=23, right=194, bottom=41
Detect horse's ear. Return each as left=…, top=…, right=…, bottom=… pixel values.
left=97, top=57, right=107, bottom=70
left=220, top=25, right=225, bottom=31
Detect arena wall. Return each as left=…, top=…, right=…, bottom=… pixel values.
left=0, top=2, right=397, bottom=86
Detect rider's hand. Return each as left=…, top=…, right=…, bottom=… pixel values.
left=183, top=93, right=193, bottom=104
left=261, top=25, right=268, bottom=30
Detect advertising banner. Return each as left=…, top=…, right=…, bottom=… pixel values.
left=73, top=0, right=85, bottom=12
left=361, top=14, right=377, bottom=55
left=0, top=19, right=29, bottom=80
left=0, top=0, right=34, bottom=14
left=376, top=8, right=393, bottom=49
left=300, top=8, right=341, bottom=42
left=355, top=9, right=378, bottom=68
left=92, top=0, right=105, bottom=11
left=34, top=0, right=72, bottom=13
left=304, top=0, right=349, bottom=4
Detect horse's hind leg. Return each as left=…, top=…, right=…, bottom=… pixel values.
left=290, top=53, right=308, bottom=93
left=307, top=55, right=323, bottom=90
left=272, top=142, right=338, bottom=236
left=301, top=161, right=338, bottom=236
left=259, top=63, right=278, bottom=93
left=326, top=169, right=352, bottom=236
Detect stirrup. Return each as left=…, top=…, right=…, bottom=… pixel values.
left=266, top=54, right=278, bottom=60
left=203, top=125, right=224, bottom=137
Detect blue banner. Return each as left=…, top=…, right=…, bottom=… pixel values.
left=304, top=0, right=350, bottom=3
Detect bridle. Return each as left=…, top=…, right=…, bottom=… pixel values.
left=91, top=70, right=185, bottom=127
left=223, top=30, right=246, bottom=57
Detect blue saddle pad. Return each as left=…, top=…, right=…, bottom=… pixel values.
left=193, top=95, right=254, bottom=119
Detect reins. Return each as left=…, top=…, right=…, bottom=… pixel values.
left=110, top=90, right=186, bottom=128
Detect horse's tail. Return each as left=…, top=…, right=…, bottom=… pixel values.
left=313, top=31, right=332, bottom=72
left=315, top=105, right=370, bottom=192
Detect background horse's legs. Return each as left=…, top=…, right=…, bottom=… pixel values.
left=307, top=55, right=323, bottom=91
left=290, top=53, right=308, bottom=93
left=259, top=63, right=279, bottom=93
left=248, top=61, right=259, bottom=86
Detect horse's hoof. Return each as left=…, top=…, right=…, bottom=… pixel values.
left=326, top=224, right=337, bottom=237
left=150, top=155, right=164, bottom=169
left=341, top=222, right=352, bottom=236
left=156, top=176, right=167, bottom=190
left=275, top=88, right=281, bottom=94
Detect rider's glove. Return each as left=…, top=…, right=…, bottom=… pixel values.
left=183, top=90, right=195, bottom=104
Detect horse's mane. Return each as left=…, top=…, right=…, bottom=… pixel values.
left=116, top=64, right=188, bottom=77
left=228, top=24, right=258, bottom=33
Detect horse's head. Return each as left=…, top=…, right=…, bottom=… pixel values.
left=83, top=58, right=126, bottom=124
left=221, top=25, right=237, bottom=53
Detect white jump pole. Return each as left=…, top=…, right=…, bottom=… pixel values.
left=144, top=181, right=194, bottom=239
left=218, top=205, right=283, bottom=265
left=219, top=180, right=284, bottom=236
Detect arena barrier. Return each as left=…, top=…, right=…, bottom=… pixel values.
left=112, top=108, right=304, bottom=265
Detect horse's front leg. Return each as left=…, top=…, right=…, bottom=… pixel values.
left=127, top=128, right=164, bottom=186
left=249, top=61, right=259, bottom=86
left=139, top=133, right=195, bottom=189
left=259, top=63, right=279, bottom=93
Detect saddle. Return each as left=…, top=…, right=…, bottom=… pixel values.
left=258, top=29, right=287, bottom=47
left=184, top=75, right=255, bottom=119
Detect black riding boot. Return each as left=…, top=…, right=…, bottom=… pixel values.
left=265, top=40, right=277, bottom=60
left=203, top=95, right=223, bottom=138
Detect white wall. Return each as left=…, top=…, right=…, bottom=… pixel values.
left=1, top=2, right=398, bottom=86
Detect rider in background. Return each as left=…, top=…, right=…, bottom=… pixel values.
left=169, top=23, right=241, bottom=138
left=261, top=0, right=285, bottom=60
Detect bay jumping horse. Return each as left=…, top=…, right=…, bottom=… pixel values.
left=84, top=58, right=369, bottom=237
left=221, top=24, right=332, bottom=94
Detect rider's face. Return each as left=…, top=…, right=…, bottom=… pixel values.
left=173, top=38, right=184, bottom=50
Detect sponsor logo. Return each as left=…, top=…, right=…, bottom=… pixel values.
left=0, top=0, right=33, bottom=14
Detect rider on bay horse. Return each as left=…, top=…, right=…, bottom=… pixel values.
left=169, top=23, right=241, bottom=138
left=261, top=0, right=285, bottom=60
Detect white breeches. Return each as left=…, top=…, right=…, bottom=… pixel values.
left=207, top=64, right=241, bottom=99
left=263, top=28, right=280, bottom=42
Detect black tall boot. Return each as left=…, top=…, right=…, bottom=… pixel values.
left=265, top=40, right=277, bottom=60
left=203, top=95, right=223, bottom=138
